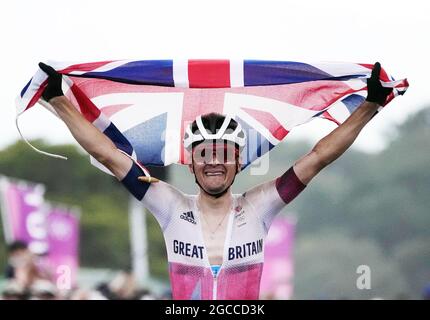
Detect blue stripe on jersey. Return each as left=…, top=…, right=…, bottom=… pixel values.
left=84, top=60, right=174, bottom=86
left=244, top=60, right=332, bottom=86
left=121, top=162, right=150, bottom=201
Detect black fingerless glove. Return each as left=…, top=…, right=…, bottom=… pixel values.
left=366, top=62, right=392, bottom=106
left=38, top=62, right=64, bottom=101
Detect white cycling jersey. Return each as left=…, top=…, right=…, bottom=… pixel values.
left=122, top=162, right=305, bottom=300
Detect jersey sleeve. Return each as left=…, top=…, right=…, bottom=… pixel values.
left=243, top=166, right=306, bottom=232
left=121, top=161, right=187, bottom=231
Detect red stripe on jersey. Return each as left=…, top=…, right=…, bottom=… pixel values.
left=276, top=167, right=306, bottom=204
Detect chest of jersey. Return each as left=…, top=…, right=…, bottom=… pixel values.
left=163, top=196, right=267, bottom=268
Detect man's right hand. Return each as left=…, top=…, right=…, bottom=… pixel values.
left=37, top=62, right=133, bottom=180
left=38, top=62, right=64, bottom=102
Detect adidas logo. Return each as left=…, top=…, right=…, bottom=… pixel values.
left=180, top=211, right=196, bottom=224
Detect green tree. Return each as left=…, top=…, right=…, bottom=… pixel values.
left=294, top=230, right=408, bottom=299
left=0, top=140, right=167, bottom=278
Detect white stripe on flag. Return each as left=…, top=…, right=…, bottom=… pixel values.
left=92, top=92, right=184, bottom=133
left=90, top=156, right=114, bottom=176
left=92, top=92, right=184, bottom=165
left=343, top=79, right=367, bottom=91
left=173, top=59, right=189, bottom=88
left=223, top=92, right=322, bottom=146
left=381, top=79, right=406, bottom=89
left=329, top=102, right=352, bottom=123
left=230, top=60, right=244, bottom=87
left=16, top=70, right=49, bottom=115
left=311, top=62, right=370, bottom=77
left=68, top=60, right=136, bottom=75
left=93, top=113, right=111, bottom=132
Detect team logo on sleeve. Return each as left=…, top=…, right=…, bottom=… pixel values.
left=180, top=211, right=197, bottom=224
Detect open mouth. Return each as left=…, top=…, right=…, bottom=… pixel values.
left=205, top=171, right=225, bottom=176
left=204, top=166, right=226, bottom=177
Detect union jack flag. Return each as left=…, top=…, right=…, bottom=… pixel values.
left=16, top=59, right=408, bottom=172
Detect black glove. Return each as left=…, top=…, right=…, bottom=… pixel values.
left=366, top=62, right=392, bottom=106
left=38, top=62, right=64, bottom=101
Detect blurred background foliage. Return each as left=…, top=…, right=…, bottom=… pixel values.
left=0, top=107, right=429, bottom=299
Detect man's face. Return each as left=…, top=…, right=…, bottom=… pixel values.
left=8, top=249, right=33, bottom=268
left=190, top=142, right=240, bottom=196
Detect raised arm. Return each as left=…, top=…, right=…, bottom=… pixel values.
left=293, top=62, right=392, bottom=185
left=39, top=63, right=132, bottom=180
left=39, top=63, right=186, bottom=230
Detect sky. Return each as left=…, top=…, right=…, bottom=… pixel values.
left=0, top=0, right=429, bottom=154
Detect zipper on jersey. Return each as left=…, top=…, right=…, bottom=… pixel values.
left=211, top=200, right=235, bottom=300
left=194, top=196, right=235, bottom=301
left=212, top=273, right=217, bottom=300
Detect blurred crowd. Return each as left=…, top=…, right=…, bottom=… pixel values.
left=2, top=241, right=430, bottom=300
left=1, top=241, right=169, bottom=300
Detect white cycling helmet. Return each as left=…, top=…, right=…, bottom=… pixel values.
left=183, top=113, right=246, bottom=151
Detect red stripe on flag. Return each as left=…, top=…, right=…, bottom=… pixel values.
left=395, top=79, right=409, bottom=89
left=188, top=60, right=230, bottom=88
left=321, top=111, right=340, bottom=125
left=359, top=63, right=390, bottom=82
left=241, top=107, right=289, bottom=141
left=59, top=61, right=115, bottom=75
left=25, top=83, right=46, bottom=111
left=101, top=104, right=133, bottom=117
left=70, top=84, right=101, bottom=122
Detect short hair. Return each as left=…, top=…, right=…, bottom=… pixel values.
left=7, top=241, right=28, bottom=253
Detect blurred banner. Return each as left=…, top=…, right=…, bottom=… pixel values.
left=0, top=176, right=47, bottom=254
left=0, top=176, right=80, bottom=287
left=260, top=216, right=296, bottom=299
left=45, top=205, right=80, bottom=287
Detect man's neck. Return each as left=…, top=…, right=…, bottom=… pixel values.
left=197, top=189, right=233, bottom=217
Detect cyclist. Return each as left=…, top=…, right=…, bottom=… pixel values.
left=38, top=62, right=391, bottom=299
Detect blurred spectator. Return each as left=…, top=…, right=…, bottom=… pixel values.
left=4, top=241, right=29, bottom=279
left=69, top=288, right=107, bottom=300
left=95, top=271, right=137, bottom=299
left=136, top=288, right=156, bottom=300
left=423, top=284, right=430, bottom=300
left=394, top=293, right=410, bottom=300
left=94, top=270, right=157, bottom=300
left=159, top=288, right=173, bottom=300
left=2, top=240, right=58, bottom=299
left=2, top=260, right=160, bottom=300
left=29, top=279, right=58, bottom=300
left=1, top=281, right=29, bottom=300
